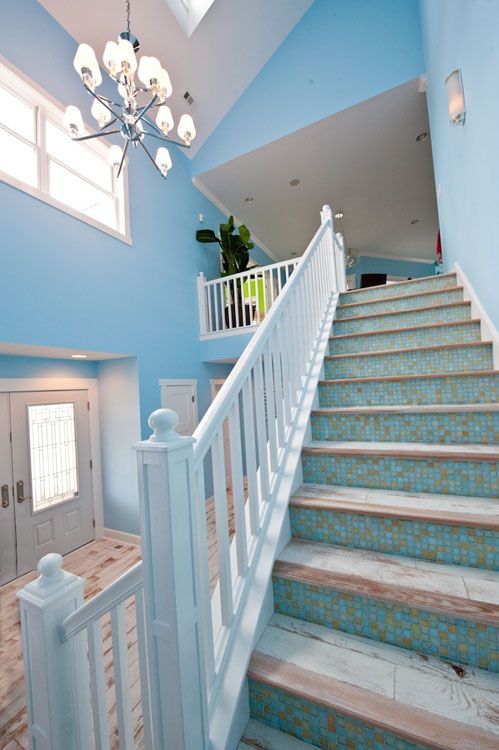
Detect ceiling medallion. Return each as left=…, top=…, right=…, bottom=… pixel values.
left=63, top=0, right=196, bottom=179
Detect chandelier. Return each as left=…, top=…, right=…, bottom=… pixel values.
left=63, top=0, right=196, bottom=179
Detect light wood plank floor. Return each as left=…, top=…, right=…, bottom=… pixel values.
left=0, top=483, right=242, bottom=749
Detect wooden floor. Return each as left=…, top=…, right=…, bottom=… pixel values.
left=0, top=483, right=241, bottom=749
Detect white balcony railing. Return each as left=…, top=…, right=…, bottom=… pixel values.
left=197, top=258, right=300, bottom=337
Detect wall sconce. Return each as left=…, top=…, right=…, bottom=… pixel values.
left=445, top=69, right=466, bottom=125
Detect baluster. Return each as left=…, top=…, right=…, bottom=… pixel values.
left=135, top=587, right=154, bottom=750
left=277, top=265, right=283, bottom=294
left=219, top=282, right=226, bottom=330
left=253, top=358, right=270, bottom=501
left=227, top=281, right=234, bottom=328
left=207, top=284, right=213, bottom=334
left=195, top=469, right=216, bottom=688
left=241, top=274, right=247, bottom=327
left=254, top=272, right=261, bottom=324
left=277, top=313, right=292, bottom=427
left=111, top=603, right=134, bottom=749
left=269, top=268, right=276, bottom=305
left=228, top=400, right=248, bottom=576
left=213, top=283, right=220, bottom=333
left=242, top=376, right=260, bottom=534
left=262, top=341, right=278, bottom=474
left=262, top=269, right=269, bottom=317
left=286, top=299, right=300, bottom=408
left=197, top=272, right=208, bottom=335
left=233, top=278, right=240, bottom=328
left=284, top=263, right=290, bottom=283
left=87, top=619, right=111, bottom=750
left=212, top=427, right=234, bottom=624
left=271, top=327, right=286, bottom=447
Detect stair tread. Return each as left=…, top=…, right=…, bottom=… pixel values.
left=325, top=340, right=491, bottom=360
left=312, top=403, right=499, bottom=414
left=334, top=299, right=470, bottom=324
left=249, top=614, right=499, bottom=750
left=330, top=318, right=481, bottom=341
left=291, top=483, right=499, bottom=528
left=303, top=440, right=499, bottom=460
left=239, top=719, right=310, bottom=749
left=340, top=272, right=456, bottom=297
left=275, top=541, right=499, bottom=624
left=337, top=285, right=463, bottom=310
left=320, top=368, right=498, bottom=384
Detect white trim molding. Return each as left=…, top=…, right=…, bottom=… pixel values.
left=103, top=527, right=141, bottom=546
left=453, top=262, right=499, bottom=369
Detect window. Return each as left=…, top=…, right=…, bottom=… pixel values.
left=165, top=0, right=216, bottom=36
left=0, top=58, right=129, bottom=241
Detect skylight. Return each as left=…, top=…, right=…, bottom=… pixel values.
left=164, top=0, right=216, bottom=36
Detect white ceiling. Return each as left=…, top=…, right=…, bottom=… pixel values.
left=38, top=0, right=313, bottom=155
left=196, top=80, right=439, bottom=262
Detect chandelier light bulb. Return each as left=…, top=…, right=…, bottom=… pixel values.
left=158, top=69, right=172, bottom=101
left=177, top=114, right=196, bottom=145
left=117, top=38, right=137, bottom=74
left=63, top=105, right=84, bottom=137
left=156, top=105, right=174, bottom=135
left=103, top=40, right=120, bottom=75
left=108, top=144, right=123, bottom=171
left=91, top=99, right=112, bottom=128
left=155, top=147, right=172, bottom=177
left=73, top=43, right=101, bottom=89
left=138, top=56, right=161, bottom=87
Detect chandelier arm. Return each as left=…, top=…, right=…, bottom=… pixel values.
left=134, top=94, right=158, bottom=126
left=117, top=139, right=130, bottom=179
left=72, top=129, right=121, bottom=142
left=143, top=130, right=191, bottom=150
left=138, top=138, right=166, bottom=178
left=84, top=84, right=126, bottom=124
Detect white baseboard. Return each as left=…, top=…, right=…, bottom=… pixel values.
left=102, top=527, right=142, bottom=546
left=453, top=262, right=499, bottom=369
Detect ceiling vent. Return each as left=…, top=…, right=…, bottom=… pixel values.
left=183, top=91, right=194, bottom=106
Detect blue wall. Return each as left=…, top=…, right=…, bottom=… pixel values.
left=351, top=256, right=434, bottom=288
left=419, top=0, right=499, bottom=328
left=193, top=0, right=425, bottom=175
left=0, top=355, right=97, bottom=379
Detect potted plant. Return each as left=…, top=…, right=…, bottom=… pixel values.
left=196, top=216, right=257, bottom=327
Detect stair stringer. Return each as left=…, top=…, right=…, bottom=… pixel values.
left=208, top=294, right=338, bottom=750
left=454, top=261, right=499, bottom=368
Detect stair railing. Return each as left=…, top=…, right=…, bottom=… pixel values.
left=198, top=257, right=300, bottom=336
left=17, top=206, right=345, bottom=750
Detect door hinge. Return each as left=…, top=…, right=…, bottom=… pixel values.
left=192, top=395, right=195, bottom=402
left=9, top=431, right=12, bottom=443
left=89, top=459, right=93, bottom=469
left=93, top=518, right=96, bottom=528
left=87, top=401, right=90, bottom=411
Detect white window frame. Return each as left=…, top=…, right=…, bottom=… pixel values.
left=0, top=54, right=131, bottom=244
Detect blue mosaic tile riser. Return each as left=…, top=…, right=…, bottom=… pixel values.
left=249, top=679, right=430, bottom=750
left=329, top=322, right=481, bottom=355
left=339, top=276, right=457, bottom=305
left=289, top=507, right=499, bottom=570
left=336, top=289, right=463, bottom=320
left=318, top=373, right=498, bottom=407
left=302, top=454, right=499, bottom=498
left=333, top=303, right=470, bottom=335
left=324, top=345, right=492, bottom=379
left=311, top=410, right=499, bottom=445
left=272, top=577, right=499, bottom=672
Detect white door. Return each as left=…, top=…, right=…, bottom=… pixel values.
left=7, top=390, right=94, bottom=579
left=160, top=380, right=198, bottom=435
left=0, top=394, right=16, bottom=585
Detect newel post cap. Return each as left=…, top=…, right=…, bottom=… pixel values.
left=148, top=408, right=180, bottom=442
left=321, top=204, right=333, bottom=223
left=18, top=552, right=81, bottom=603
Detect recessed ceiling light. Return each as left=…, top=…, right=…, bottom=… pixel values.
left=244, top=197, right=255, bottom=204
left=416, top=131, right=429, bottom=142
left=71, top=353, right=89, bottom=359
left=411, top=219, right=419, bottom=225
left=334, top=211, right=344, bottom=219
left=289, top=178, right=300, bottom=187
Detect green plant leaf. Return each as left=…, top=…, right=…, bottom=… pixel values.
left=238, top=224, right=251, bottom=244
left=196, top=229, right=220, bottom=244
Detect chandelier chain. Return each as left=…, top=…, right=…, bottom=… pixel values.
left=126, top=0, right=131, bottom=33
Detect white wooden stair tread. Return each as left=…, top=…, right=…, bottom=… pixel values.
left=303, top=440, right=499, bottom=460
left=239, top=719, right=310, bottom=749
left=275, top=541, right=499, bottom=622
left=249, top=614, right=499, bottom=750
left=291, top=483, right=499, bottom=528
left=312, top=403, right=499, bottom=414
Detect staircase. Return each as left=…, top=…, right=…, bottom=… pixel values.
left=240, top=273, right=499, bottom=749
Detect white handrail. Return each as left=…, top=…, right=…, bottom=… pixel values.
left=198, top=257, right=300, bottom=336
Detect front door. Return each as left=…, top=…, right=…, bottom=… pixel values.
left=0, top=390, right=94, bottom=584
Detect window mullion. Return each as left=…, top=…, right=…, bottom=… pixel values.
left=38, top=104, right=49, bottom=194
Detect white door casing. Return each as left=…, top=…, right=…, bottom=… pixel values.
left=0, top=394, right=15, bottom=585
left=159, top=379, right=198, bottom=435
left=10, top=390, right=94, bottom=576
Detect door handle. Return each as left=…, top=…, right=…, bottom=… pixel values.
left=16, top=480, right=31, bottom=504
left=1, top=484, right=9, bottom=508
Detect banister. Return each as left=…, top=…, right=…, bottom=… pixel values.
left=192, top=221, right=329, bottom=464
left=203, top=257, right=299, bottom=286
left=60, top=560, right=143, bottom=642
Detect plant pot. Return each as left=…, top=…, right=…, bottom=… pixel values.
left=224, top=302, right=256, bottom=328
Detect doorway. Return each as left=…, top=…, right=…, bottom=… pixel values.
left=0, top=390, right=94, bottom=585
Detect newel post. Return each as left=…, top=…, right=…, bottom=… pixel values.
left=17, top=554, right=91, bottom=750
left=197, top=271, right=208, bottom=335
left=320, top=205, right=338, bottom=292
left=134, top=409, right=209, bottom=750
